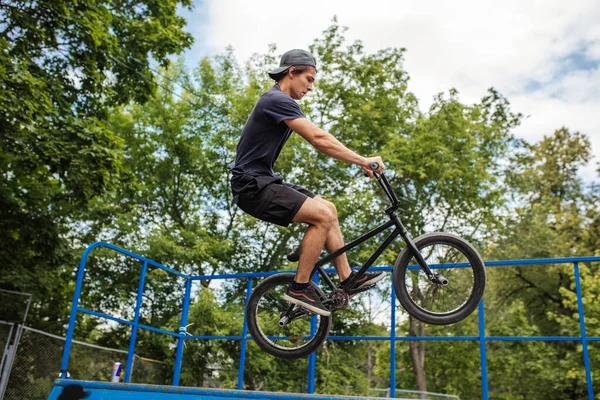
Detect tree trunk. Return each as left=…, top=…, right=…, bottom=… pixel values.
left=367, top=344, right=373, bottom=388
left=409, top=316, right=427, bottom=398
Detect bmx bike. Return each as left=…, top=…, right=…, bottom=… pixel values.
left=246, top=163, right=486, bottom=359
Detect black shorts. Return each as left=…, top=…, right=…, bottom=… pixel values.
left=231, top=175, right=316, bottom=227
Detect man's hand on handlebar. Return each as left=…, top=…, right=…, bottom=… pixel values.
left=361, top=156, right=384, bottom=178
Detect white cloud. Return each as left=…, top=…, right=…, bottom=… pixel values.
left=586, top=42, right=600, bottom=60
left=511, top=69, right=600, bottom=181
left=191, top=0, right=600, bottom=181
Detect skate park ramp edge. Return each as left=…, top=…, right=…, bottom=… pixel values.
left=47, top=379, right=395, bottom=400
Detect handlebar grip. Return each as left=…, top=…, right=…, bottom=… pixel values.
left=370, top=162, right=379, bottom=170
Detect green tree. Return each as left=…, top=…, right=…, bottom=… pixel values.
left=1, top=0, right=193, bottom=330
left=484, top=128, right=600, bottom=398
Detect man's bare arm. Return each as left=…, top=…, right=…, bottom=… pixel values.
left=285, top=118, right=383, bottom=175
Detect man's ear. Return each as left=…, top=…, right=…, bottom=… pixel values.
left=288, top=66, right=295, bottom=79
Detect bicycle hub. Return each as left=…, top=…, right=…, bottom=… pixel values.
left=430, top=274, right=449, bottom=286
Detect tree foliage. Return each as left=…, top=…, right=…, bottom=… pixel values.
left=484, top=128, right=600, bottom=398
left=0, top=0, right=193, bottom=329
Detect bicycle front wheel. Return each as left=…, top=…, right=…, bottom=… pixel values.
left=246, top=273, right=332, bottom=359
left=393, top=232, right=486, bottom=325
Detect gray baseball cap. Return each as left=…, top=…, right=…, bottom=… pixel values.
left=268, top=49, right=317, bottom=79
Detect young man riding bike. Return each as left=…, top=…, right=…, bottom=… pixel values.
left=229, top=49, right=386, bottom=317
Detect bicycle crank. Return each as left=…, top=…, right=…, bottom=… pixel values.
left=326, top=289, right=350, bottom=310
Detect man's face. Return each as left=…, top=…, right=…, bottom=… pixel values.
left=289, top=67, right=316, bottom=100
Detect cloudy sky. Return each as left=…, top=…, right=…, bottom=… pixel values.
left=179, top=0, right=600, bottom=180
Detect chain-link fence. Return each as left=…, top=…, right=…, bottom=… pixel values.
left=0, top=289, right=32, bottom=400
left=0, top=324, right=166, bottom=400
left=130, top=355, right=166, bottom=385
left=0, top=323, right=14, bottom=366
left=0, top=290, right=31, bottom=325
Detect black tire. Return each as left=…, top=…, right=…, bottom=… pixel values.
left=246, top=273, right=332, bottom=359
left=393, top=232, right=486, bottom=325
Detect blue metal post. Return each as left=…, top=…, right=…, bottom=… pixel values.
left=124, top=261, right=148, bottom=383
left=308, top=274, right=319, bottom=394
left=574, top=262, right=594, bottom=400
left=478, top=300, right=489, bottom=400
left=173, top=278, right=192, bottom=386
left=237, top=278, right=253, bottom=390
left=390, top=283, right=396, bottom=398
left=60, top=245, right=97, bottom=377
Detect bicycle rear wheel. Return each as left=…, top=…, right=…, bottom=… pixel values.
left=246, top=273, right=332, bottom=359
left=393, top=232, right=486, bottom=325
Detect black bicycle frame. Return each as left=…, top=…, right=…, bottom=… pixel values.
left=310, top=173, right=435, bottom=291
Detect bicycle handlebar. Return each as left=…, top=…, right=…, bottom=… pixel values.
left=362, top=162, right=399, bottom=210
left=369, top=166, right=400, bottom=210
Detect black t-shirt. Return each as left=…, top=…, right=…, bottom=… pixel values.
left=228, top=84, right=305, bottom=177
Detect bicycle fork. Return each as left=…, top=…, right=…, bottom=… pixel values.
left=394, top=215, right=450, bottom=286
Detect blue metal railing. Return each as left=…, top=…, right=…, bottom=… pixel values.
left=59, top=242, right=600, bottom=399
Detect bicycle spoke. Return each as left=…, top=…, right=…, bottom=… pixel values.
left=264, top=292, right=290, bottom=314
left=406, top=241, right=475, bottom=315
left=254, top=280, right=323, bottom=351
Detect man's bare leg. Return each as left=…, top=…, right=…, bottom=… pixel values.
left=291, top=197, right=336, bottom=283
left=312, top=197, right=352, bottom=281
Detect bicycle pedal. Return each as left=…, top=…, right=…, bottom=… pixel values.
left=348, top=284, right=376, bottom=297
left=291, top=303, right=323, bottom=317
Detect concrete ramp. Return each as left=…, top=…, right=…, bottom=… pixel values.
left=47, top=380, right=387, bottom=400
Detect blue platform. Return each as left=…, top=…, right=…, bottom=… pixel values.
left=47, top=380, right=388, bottom=400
